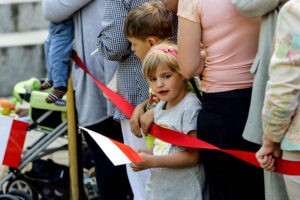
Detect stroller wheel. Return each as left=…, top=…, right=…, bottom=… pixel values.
left=7, top=191, right=33, bottom=200
left=5, top=179, right=37, bottom=200
left=0, top=194, right=19, bottom=200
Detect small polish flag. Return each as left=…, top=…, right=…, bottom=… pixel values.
left=0, top=115, right=28, bottom=168
left=80, top=127, right=145, bottom=166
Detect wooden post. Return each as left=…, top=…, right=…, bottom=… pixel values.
left=66, top=67, right=79, bottom=200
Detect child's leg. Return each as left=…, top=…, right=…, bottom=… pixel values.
left=40, top=35, right=54, bottom=90
left=46, top=87, right=68, bottom=103
left=47, top=20, right=74, bottom=103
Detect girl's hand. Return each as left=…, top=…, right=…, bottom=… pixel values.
left=130, top=152, right=153, bottom=172
left=140, top=108, right=154, bottom=136
left=256, top=136, right=281, bottom=171
left=130, top=100, right=148, bottom=138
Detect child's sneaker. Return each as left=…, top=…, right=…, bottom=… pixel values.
left=40, top=80, right=53, bottom=90
left=46, top=87, right=67, bottom=103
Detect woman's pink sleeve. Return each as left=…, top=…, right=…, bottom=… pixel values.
left=177, top=0, right=201, bottom=23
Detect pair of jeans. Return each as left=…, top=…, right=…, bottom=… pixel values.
left=44, top=19, right=74, bottom=87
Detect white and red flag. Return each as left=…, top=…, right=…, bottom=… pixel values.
left=80, top=127, right=145, bottom=166
left=0, top=115, right=28, bottom=168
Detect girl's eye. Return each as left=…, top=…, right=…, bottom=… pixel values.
left=149, top=77, right=156, bottom=82
left=163, top=74, right=171, bottom=79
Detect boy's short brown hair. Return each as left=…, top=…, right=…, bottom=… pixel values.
left=124, top=1, right=173, bottom=41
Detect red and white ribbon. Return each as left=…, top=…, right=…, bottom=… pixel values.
left=72, top=50, right=300, bottom=175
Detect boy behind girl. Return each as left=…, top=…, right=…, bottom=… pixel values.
left=98, top=1, right=175, bottom=199
left=124, top=2, right=175, bottom=147
left=124, top=1, right=174, bottom=62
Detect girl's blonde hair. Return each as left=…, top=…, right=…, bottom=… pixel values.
left=142, top=41, right=179, bottom=81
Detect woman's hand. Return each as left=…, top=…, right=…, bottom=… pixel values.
left=199, top=43, right=207, bottom=70
left=130, top=100, right=148, bottom=138
left=256, top=136, right=281, bottom=171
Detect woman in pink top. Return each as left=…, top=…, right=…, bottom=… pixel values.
left=177, top=0, right=264, bottom=200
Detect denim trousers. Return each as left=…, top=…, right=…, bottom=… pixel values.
left=44, top=19, right=74, bottom=87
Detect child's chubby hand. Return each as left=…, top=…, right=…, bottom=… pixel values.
left=130, top=100, right=147, bottom=138
left=140, top=108, right=154, bottom=136
left=130, top=148, right=154, bottom=172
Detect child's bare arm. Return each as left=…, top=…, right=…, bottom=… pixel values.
left=136, top=146, right=154, bottom=155
left=131, top=148, right=199, bottom=172
left=131, top=131, right=199, bottom=172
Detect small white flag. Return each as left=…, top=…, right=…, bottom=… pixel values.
left=80, top=127, right=145, bottom=166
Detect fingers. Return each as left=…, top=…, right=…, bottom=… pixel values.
left=200, top=50, right=207, bottom=59
left=200, top=43, right=205, bottom=49
left=258, top=155, right=276, bottom=172
left=130, top=103, right=147, bottom=138
left=140, top=109, right=154, bottom=135
left=142, top=129, right=148, bottom=137
left=141, top=123, right=151, bottom=136
left=130, top=163, right=139, bottom=172
left=135, top=148, right=142, bottom=153
left=130, top=162, right=144, bottom=172
left=130, top=116, right=142, bottom=138
left=273, top=148, right=282, bottom=158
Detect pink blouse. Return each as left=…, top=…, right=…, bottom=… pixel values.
left=178, top=0, right=261, bottom=93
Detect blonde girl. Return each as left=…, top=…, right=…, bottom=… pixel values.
left=130, top=42, right=206, bottom=200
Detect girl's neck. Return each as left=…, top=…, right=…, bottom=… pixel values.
left=165, top=89, right=188, bottom=110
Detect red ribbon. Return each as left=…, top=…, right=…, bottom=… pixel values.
left=72, top=50, right=300, bottom=175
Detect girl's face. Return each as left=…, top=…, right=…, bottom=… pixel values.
left=149, top=64, right=186, bottom=108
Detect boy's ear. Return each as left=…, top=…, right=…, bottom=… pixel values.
left=147, top=37, right=159, bottom=47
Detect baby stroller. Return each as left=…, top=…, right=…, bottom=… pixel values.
left=0, top=78, right=69, bottom=200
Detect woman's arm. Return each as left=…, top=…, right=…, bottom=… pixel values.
left=178, top=16, right=204, bottom=79
left=262, top=3, right=300, bottom=143
left=256, top=1, right=300, bottom=170
left=42, top=0, right=92, bottom=22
